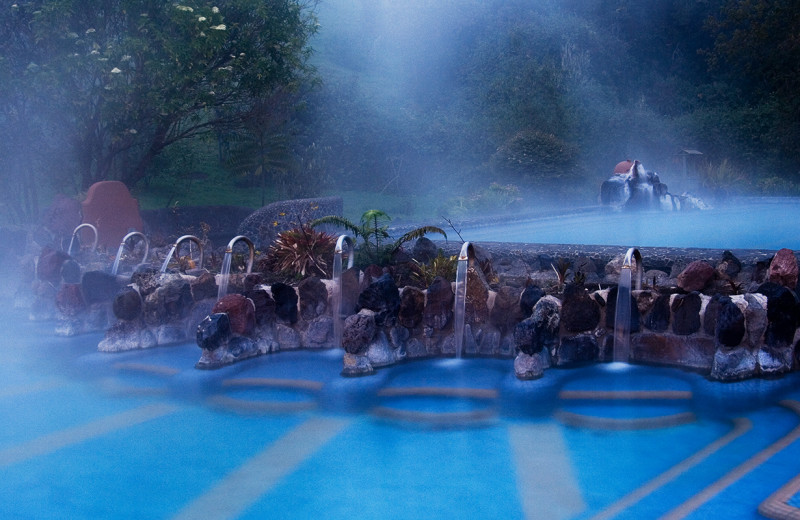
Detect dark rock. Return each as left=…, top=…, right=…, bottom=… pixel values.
left=703, top=294, right=723, bottom=336
left=768, top=248, right=798, bottom=289
left=716, top=250, right=742, bottom=278
left=561, top=284, right=600, bottom=333
left=671, top=292, right=702, bottom=335
left=423, top=276, right=454, bottom=331
left=342, top=311, right=377, bottom=355
left=465, top=263, right=490, bottom=325
left=196, top=313, right=231, bottom=351
left=340, top=267, right=361, bottom=317
left=212, top=294, right=255, bottom=337
left=357, top=273, right=400, bottom=327
left=55, top=284, right=85, bottom=317
left=554, top=335, right=598, bottom=366
left=514, top=296, right=560, bottom=356
left=716, top=297, right=745, bottom=348
left=677, top=261, right=715, bottom=292
left=271, top=282, right=298, bottom=324
left=243, top=273, right=263, bottom=293
left=190, top=271, right=218, bottom=301
left=630, top=333, right=715, bottom=371
left=37, top=246, right=70, bottom=284
left=644, top=293, right=671, bottom=332
left=61, top=260, right=82, bottom=285
left=130, top=267, right=161, bottom=296
left=142, top=277, right=192, bottom=326
left=520, top=285, right=545, bottom=316
left=298, top=276, right=328, bottom=321
left=245, top=288, right=275, bottom=326
left=398, top=286, right=425, bottom=329
left=412, top=237, right=438, bottom=264
left=757, top=283, right=799, bottom=348
left=490, top=286, right=524, bottom=334
left=113, top=287, right=142, bottom=321
left=81, top=271, right=120, bottom=305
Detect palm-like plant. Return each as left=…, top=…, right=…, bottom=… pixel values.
left=310, top=209, right=447, bottom=266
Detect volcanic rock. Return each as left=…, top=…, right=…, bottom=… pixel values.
left=212, top=294, right=255, bottom=337
left=768, top=248, right=798, bottom=289
left=677, top=261, right=715, bottom=292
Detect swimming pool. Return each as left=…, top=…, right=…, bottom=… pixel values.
left=458, top=197, right=800, bottom=250
left=2, top=310, right=800, bottom=519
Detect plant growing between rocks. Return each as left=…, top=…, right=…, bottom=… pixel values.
left=263, top=226, right=336, bottom=278
left=311, top=209, right=447, bottom=266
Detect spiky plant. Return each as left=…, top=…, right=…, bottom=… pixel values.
left=310, top=209, right=447, bottom=266
left=551, top=258, right=572, bottom=288
left=265, top=226, right=336, bottom=278
left=411, top=250, right=459, bottom=286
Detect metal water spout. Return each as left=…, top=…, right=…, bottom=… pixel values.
left=454, top=241, right=475, bottom=358
left=613, top=247, right=642, bottom=363
left=333, top=235, right=356, bottom=348
left=111, top=231, right=150, bottom=275
left=67, top=223, right=99, bottom=256
left=160, top=235, right=204, bottom=274
left=217, top=235, right=255, bottom=300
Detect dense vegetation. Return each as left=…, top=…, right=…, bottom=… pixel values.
left=1, top=0, right=798, bottom=224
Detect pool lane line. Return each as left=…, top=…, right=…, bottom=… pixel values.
left=588, top=417, right=752, bottom=520
left=660, top=400, right=800, bottom=520
left=377, top=386, right=498, bottom=399
left=759, top=472, right=800, bottom=520
left=0, top=378, right=65, bottom=399
left=0, top=402, right=180, bottom=467
left=221, top=377, right=324, bottom=391
left=171, top=415, right=351, bottom=520
left=558, top=390, right=692, bottom=400
left=555, top=410, right=697, bottom=430
left=207, top=378, right=325, bottom=414
left=112, top=362, right=180, bottom=376
left=509, top=422, right=587, bottom=520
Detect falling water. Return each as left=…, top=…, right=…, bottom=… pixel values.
left=159, top=244, right=179, bottom=274
left=612, top=248, right=642, bottom=363
left=453, top=242, right=473, bottom=358
left=217, top=235, right=254, bottom=300
left=111, top=231, right=149, bottom=275
left=217, top=250, right=233, bottom=299
left=332, top=235, right=355, bottom=348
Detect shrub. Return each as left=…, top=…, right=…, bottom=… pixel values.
left=263, top=226, right=336, bottom=278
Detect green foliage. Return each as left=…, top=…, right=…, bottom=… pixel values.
left=1, top=0, right=318, bottom=194
left=411, top=250, right=458, bottom=286
left=491, top=130, right=579, bottom=182
left=263, top=226, right=336, bottom=278
left=441, top=182, right=523, bottom=217
left=697, top=158, right=748, bottom=199
left=310, top=209, right=446, bottom=267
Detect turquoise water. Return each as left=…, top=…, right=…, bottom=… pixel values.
left=2, top=312, right=800, bottom=519
left=460, top=197, right=800, bottom=249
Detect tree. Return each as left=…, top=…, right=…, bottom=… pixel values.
left=2, top=0, right=318, bottom=199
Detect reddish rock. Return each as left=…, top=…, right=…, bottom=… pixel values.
left=190, top=271, right=218, bottom=301
left=212, top=294, right=255, bottom=336
left=630, top=333, right=715, bottom=371
left=37, top=246, right=71, bottom=284
left=677, top=261, right=714, bottom=292
left=768, top=248, right=798, bottom=289
left=81, top=181, right=144, bottom=249
left=398, top=286, right=425, bottom=329
left=55, top=283, right=86, bottom=317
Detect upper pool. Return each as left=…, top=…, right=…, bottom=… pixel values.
left=458, top=197, right=800, bottom=250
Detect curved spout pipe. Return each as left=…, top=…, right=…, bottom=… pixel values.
left=67, top=223, right=98, bottom=256
left=335, top=234, right=355, bottom=270
left=112, top=231, right=150, bottom=275
left=160, top=234, right=204, bottom=273
left=225, top=235, right=255, bottom=274
left=622, top=247, right=643, bottom=290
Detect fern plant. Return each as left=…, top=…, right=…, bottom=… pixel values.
left=310, top=209, right=447, bottom=266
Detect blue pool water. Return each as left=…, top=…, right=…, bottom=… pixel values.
left=459, top=197, right=800, bottom=249
left=2, top=311, right=800, bottom=519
